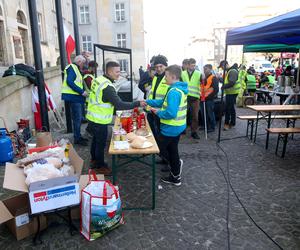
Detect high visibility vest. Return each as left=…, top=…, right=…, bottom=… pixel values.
left=246, top=75, right=257, bottom=90
left=267, top=75, right=275, bottom=87
left=203, top=75, right=214, bottom=98
left=83, top=74, right=94, bottom=91
left=62, top=64, right=83, bottom=95
left=86, top=76, right=115, bottom=124
left=238, top=70, right=247, bottom=90
left=160, top=88, right=187, bottom=126
left=224, top=69, right=241, bottom=95
left=181, top=70, right=201, bottom=98
left=148, top=76, right=169, bottom=100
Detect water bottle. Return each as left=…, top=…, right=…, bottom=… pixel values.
left=12, top=65, right=16, bottom=76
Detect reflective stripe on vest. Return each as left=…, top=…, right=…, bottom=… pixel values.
left=148, top=76, right=169, bottom=100
left=246, top=75, right=257, bottom=90
left=203, top=75, right=214, bottom=98
left=62, top=64, right=83, bottom=95
left=160, top=88, right=187, bottom=126
left=181, top=70, right=201, bottom=98
left=86, top=76, right=115, bottom=124
left=224, top=69, right=241, bottom=95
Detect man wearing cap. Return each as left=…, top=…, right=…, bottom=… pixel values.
left=219, top=60, right=240, bottom=130
left=147, top=55, right=169, bottom=140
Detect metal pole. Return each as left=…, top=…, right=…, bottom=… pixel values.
left=28, top=0, right=49, bottom=131
left=130, top=51, right=133, bottom=101
left=217, top=44, right=228, bottom=143
left=55, top=0, right=72, bottom=133
left=94, top=44, right=97, bottom=77
left=71, top=0, right=80, bottom=55
left=297, top=49, right=300, bottom=87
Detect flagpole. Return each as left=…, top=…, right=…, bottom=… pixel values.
left=72, top=0, right=80, bottom=55
left=28, top=0, right=49, bottom=131
left=55, top=0, right=72, bottom=133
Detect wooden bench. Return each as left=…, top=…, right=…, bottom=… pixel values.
left=266, top=127, right=300, bottom=158
left=238, top=114, right=300, bottom=140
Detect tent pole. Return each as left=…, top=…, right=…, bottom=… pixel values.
left=217, top=44, right=228, bottom=143
left=297, top=49, right=300, bottom=87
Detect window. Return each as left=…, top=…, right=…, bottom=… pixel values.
left=46, top=61, right=51, bottom=67
left=54, top=27, right=58, bottom=49
left=51, top=0, right=56, bottom=11
left=17, top=10, right=27, bottom=25
left=13, top=36, right=23, bottom=59
left=37, top=12, right=45, bottom=41
left=82, top=35, right=92, bottom=52
left=118, top=59, right=128, bottom=73
left=116, top=33, right=126, bottom=48
left=115, top=3, right=125, bottom=22
left=79, top=5, right=90, bottom=24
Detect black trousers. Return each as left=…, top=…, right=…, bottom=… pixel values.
left=225, top=94, right=238, bottom=125
left=88, top=121, right=108, bottom=166
left=157, top=134, right=181, bottom=176
left=147, top=112, right=160, bottom=141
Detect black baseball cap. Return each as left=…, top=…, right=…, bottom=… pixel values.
left=218, top=60, right=228, bottom=68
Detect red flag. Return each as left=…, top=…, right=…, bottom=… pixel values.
left=64, top=25, right=76, bottom=64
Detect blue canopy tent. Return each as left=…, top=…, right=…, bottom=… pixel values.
left=217, top=8, right=300, bottom=142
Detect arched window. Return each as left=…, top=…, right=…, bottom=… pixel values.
left=17, top=10, right=26, bottom=25
left=0, top=6, right=3, bottom=16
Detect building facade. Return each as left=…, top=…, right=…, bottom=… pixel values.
left=77, top=0, right=145, bottom=77
left=0, top=0, right=73, bottom=69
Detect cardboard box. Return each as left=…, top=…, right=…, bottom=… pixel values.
left=3, top=145, right=84, bottom=214
left=0, top=193, right=47, bottom=240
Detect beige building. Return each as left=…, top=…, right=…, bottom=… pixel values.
left=77, top=0, right=145, bottom=78
left=0, top=0, right=73, bottom=69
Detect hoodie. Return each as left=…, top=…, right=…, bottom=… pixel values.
left=146, top=81, right=188, bottom=137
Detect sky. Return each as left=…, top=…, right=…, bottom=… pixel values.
left=143, top=0, right=300, bottom=65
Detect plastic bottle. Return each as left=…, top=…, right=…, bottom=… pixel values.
left=12, top=65, right=16, bottom=75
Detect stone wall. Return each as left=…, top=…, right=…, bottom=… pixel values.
left=0, top=66, right=63, bottom=131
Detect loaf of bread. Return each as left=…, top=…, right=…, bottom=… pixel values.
left=130, top=136, right=147, bottom=148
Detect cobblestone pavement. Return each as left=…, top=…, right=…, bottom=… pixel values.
left=0, top=107, right=299, bottom=250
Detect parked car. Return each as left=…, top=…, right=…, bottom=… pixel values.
left=249, top=60, right=275, bottom=74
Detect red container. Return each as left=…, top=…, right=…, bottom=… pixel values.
left=127, top=117, right=133, bottom=133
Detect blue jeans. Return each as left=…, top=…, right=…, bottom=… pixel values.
left=200, top=100, right=216, bottom=130
left=88, top=122, right=108, bottom=165
left=69, top=102, right=82, bottom=141
left=225, top=94, right=238, bottom=125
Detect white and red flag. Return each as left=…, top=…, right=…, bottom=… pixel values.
left=63, top=25, right=76, bottom=64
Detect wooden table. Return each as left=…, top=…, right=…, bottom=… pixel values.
left=108, top=117, right=159, bottom=210
left=247, top=105, right=300, bottom=149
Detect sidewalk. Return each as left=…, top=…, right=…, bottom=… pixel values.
left=0, top=107, right=299, bottom=250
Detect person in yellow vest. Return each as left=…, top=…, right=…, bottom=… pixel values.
left=219, top=60, right=240, bottom=130
left=181, top=58, right=202, bottom=139
left=200, top=64, right=219, bottom=132
left=146, top=65, right=187, bottom=186
left=86, top=61, right=143, bottom=175
left=83, top=61, right=98, bottom=91
left=236, top=65, right=247, bottom=107
left=61, top=55, right=89, bottom=146
left=147, top=55, right=169, bottom=141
